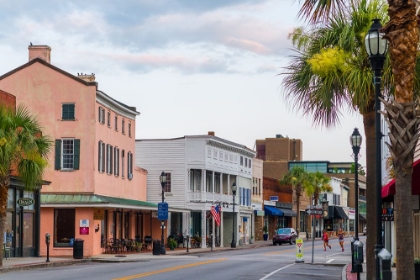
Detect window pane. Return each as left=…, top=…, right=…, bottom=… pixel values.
left=7, top=188, right=14, bottom=209
left=62, top=104, right=75, bottom=120
left=54, top=209, right=75, bottom=246
left=62, top=139, right=74, bottom=169
left=23, top=191, right=35, bottom=210
left=23, top=213, right=34, bottom=248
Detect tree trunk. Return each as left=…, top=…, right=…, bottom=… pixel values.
left=0, top=175, right=10, bottom=267
left=362, top=109, right=377, bottom=280
left=382, top=1, right=418, bottom=279
left=381, top=99, right=420, bottom=280
left=296, top=188, right=301, bottom=233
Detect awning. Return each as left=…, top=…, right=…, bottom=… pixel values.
left=278, top=208, right=297, bottom=217
left=264, top=205, right=283, bottom=216
left=359, top=214, right=366, bottom=220
left=382, top=159, right=420, bottom=199
left=40, top=193, right=190, bottom=213
left=333, top=206, right=348, bottom=219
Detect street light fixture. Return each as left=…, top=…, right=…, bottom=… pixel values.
left=160, top=171, right=167, bottom=255
left=364, top=18, right=388, bottom=280
left=350, top=127, right=362, bottom=277
left=231, top=182, right=237, bottom=248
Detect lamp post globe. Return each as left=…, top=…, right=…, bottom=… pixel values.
left=231, top=182, right=237, bottom=248
left=160, top=171, right=167, bottom=255
left=364, top=18, right=387, bottom=280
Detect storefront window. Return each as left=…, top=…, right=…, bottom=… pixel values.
left=23, top=213, right=34, bottom=248
left=7, top=188, right=14, bottom=209
left=22, top=191, right=35, bottom=210
left=54, top=209, right=75, bottom=247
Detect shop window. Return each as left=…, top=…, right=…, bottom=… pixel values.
left=162, top=172, right=172, bottom=192
left=54, top=209, right=75, bottom=247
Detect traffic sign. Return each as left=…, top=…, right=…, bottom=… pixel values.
left=158, top=202, right=168, bottom=220
left=305, top=209, right=322, bottom=215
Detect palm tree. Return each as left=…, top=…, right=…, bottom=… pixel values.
left=296, top=0, right=420, bottom=278
left=0, top=104, right=51, bottom=266
left=280, top=166, right=309, bottom=233
left=305, top=171, right=333, bottom=206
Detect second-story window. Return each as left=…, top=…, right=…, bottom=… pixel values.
left=127, top=151, right=133, bottom=180
left=98, top=141, right=105, bottom=173
left=121, top=150, right=125, bottom=178
left=128, top=122, right=132, bottom=137
left=106, top=144, right=113, bottom=175
left=122, top=119, right=125, bottom=134
left=240, top=156, right=243, bottom=166
left=55, top=138, right=80, bottom=171
left=189, top=169, right=201, bottom=191
left=62, top=104, right=75, bottom=120
left=114, top=147, right=119, bottom=176
left=115, top=116, right=118, bottom=131
left=162, top=172, right=172, bottom=192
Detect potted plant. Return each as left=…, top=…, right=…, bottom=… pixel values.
left=415, top=258, right=420, bottom=280
left=135, top=241, right=142, bottom=252
left=168, top=238, right=177, bottom=250
left=263, top=226, right=269, bottom=241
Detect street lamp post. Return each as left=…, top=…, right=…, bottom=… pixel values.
left=160, top=171, right=167, bottom=255
left=350, top=128, right=362, bottom=278
left=364, top=18, right=388, bottom=280
left=231, top=182, right=237, bottom=248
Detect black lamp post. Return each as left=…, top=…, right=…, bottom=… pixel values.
left=364, top=18, right=388, bottom=280
left=231, top=182, right=237, bottom=248
left=160, top=171, right=167, bottom=255
left=350, top=127, right=362, bottom=277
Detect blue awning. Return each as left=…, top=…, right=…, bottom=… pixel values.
left=264, top=205, right=283, bottom=216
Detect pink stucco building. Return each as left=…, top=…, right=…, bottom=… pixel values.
left=0, top=45, right=166, bottom=258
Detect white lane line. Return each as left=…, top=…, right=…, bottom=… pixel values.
left=326, top=259, right=334, bottom=264
left=259, top=263, right=295, bottom=280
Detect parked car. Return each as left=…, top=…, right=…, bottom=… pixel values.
left=363, top=226, right=367, bottom=235
left=273, top=228, right=297, bottom=245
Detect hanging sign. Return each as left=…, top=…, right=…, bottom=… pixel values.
left=17, top=197, right=34, bottom=206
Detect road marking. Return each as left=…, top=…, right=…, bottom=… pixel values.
left=112, top=258, right=226, bottom=280
left=326, top=259, right=334, bottom=263
left=259, top=263, right=295, bottom=280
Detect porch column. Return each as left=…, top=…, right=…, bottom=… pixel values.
left=201, top=210, right=207, bottom=249
left=212, top=171, right=215, bottom=193
left=202, top=169, right=206, bottom=201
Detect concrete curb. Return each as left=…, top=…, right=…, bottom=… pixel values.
left=0, top=259, right=88, bottom=274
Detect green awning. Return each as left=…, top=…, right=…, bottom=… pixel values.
left=41, top=193, right=189, bottom=213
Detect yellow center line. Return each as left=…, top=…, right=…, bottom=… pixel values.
left=112, top=258, right=226, bottom=280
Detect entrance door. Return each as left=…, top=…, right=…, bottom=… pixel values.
left=23, top=212, right=34, bottom=257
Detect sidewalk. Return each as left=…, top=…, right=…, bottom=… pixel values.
left=0, top=237, right=397, bottom=279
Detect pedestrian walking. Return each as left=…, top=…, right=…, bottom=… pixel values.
left=338, top=228, right=344, bottom=252
left=323, top=230, right=331, bottom=251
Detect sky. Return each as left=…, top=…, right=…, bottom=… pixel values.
left=0, top=0, right=366, bottom=167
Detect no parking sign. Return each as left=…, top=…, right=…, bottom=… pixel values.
left=295, top=238, right=304, bottom=263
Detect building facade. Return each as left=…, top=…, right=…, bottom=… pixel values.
left=0, top=45, right=161, bottom=258
left=135, top=132, right=255, bottom=247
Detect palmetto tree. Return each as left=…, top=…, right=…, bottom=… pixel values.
left=296, top=0, right=420, bottom=278
left=305, top=171, right=333, bottom=206
left=0, top=104, right=51, bottom=266
left=280, top=166, right=309, bottom=233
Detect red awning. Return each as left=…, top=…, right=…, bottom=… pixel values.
left=382, top=159, right=420, bottom=199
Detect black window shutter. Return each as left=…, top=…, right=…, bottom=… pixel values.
left=74, top=139, right=80, bottom=170
left=55, top=140, right=61, bottom=170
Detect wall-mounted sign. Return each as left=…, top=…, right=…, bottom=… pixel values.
left=17, top=197, right=34, bottom=206
left=270, top=196, right=278, bottom=202
left=80, top=219, right=89, bottom=235
left=93, top=209, right=104, bottom=220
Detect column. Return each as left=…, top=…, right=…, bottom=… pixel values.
left=220, top=211, right=224, bottom=247
left=201, top=210, right=207, bottom=249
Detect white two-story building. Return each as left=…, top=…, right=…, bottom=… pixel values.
left=135, top=132, right=255, bottom=248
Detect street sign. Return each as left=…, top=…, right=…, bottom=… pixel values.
left=295, top=238, right=304, bottom=263
left=305, top=209, right=322, bottom=215
left=158, top=202, right=168, bottom=220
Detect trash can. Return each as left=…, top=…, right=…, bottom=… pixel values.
left=152, top=240, right=161, bottom=255
left=73, top=239, right=84, bottom=259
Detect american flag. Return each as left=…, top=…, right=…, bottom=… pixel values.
left=211, top=205, right=221, bottom=226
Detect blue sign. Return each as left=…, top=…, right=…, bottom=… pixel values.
left=270, top=196, right=278, bottom=201
left=158, top=202, right=168, bottom=220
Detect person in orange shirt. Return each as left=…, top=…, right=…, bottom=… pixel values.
left=323, top=230, right=331, bottom=251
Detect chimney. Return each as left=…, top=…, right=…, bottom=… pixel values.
left=77, top=73, right=96, bottom=82
left=208, top=131, right=215, bottom=136
left=28, top=45, right=51, bottom=63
